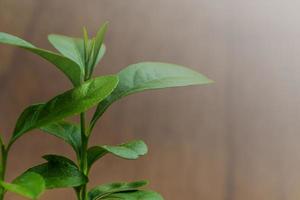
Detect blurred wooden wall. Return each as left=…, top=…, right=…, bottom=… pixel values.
left=1, top=0, right=300, bottom=199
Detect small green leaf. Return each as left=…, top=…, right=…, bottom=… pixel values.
left=0, top=172, right=45, bottom=199
left=88, top=180, right=148, bottom=200
left=87, top=140, right=147, bottom=169
left=10, top=75, right=118, bottom=145
left=84, top=22, right=108, bottom=78
left=100, top=190, right=164, bottom=200
left=91, top=62, right=213, bottom=128
left=95, top=43, right=106, bottom=68
left=83, top=27, right=89, bottom=49
left=27, top=155, right=87, bottom=189
left=0, top=32, right=83, bottom=86
left=90, top=22, right=108, bottom=70
left=40, top=121, right=81, bottom=156
left=83, top=27, right=90, bottom=63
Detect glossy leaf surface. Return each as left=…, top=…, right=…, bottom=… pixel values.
left=100, top=190, right=164, bottom=200
left=0, top=32, right=83, bottom=86
left=88, top=180, right=148, bottom=200
left=87, top=140, right=147, bottom=169
left=91, top=62, right=213, bottom=126
left=0, top=172, right=45, bottom=199
left=10, top=75, right=118, bottom=145
left=27, top=155, right=87, bottom=189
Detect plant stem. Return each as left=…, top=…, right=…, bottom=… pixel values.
left=0, top=136, right=7, bottom=200
left=79, top=113, right=88, bottom=200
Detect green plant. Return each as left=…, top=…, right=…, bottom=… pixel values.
left=0, top=22, right=213, bottom=200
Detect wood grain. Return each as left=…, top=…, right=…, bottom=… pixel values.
left=1, top=0, right=300, bottom=199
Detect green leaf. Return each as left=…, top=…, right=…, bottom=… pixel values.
left=40, top=121, right=81, bottom=156
left=0, top=32, right=83, bottom=86
left=83, top=27, right=89, bottom=53
left=88, top=180, right=148, bottom=200
left=48, top=34, right=106, bottom=78
left=26, top=155, right=87, bottom=189
left=87, top=140, right=147, bottom=169
left=0, top=172, right=45, bottom=199
left=48, top=34, right=85, bottom=69
left=90, top=22, right=108, bottom=71
left=10, top=75, right=118, bottom=145
left=91, top=62, right=213, bottom=128
left=95, top=43, right=106, bottom=68
left=83, top=27, right=90, bottom=65
left=100, top=190, right=164, bottom=200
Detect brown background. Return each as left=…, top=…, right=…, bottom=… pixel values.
left=0, top=0, right=300, bottom=199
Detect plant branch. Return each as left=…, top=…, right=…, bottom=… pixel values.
left=0, top=135, right=7, bottom=200
left=79, top=113, right=88, bottom=200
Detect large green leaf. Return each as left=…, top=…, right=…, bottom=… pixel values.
left=0, top=172, right=45, bottom=199
left=88, top=180, right=148, bottom=200
left=87, top=140, right=147, bottom=169
left=91, top=62, right=213, bottom=127
left=40, top=121, right=81, bottom=156
left=100, top=190, right=164, bottom=200
left=0, top=32, right=83, bottom=86
left=10, top=75, right=118, bottom=145
left=27, top=155, right=87, bottom=189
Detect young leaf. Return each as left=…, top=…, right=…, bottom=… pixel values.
left=0, top=32, right=83, bottom=86
left=88, top=180, right=148, bottom=200
left=91, top=62, right=213, bottom=128
left=26, top=155, right=88, bottom=189
left=100, top=190, right=164, bottom=200
left=87, top=140, right=148, bottom=169
left=0, top=172, right=45, bottom=199
left=83, top=27, right=89, bottom=51
left=10, top=75, right=118, bottom=146
left=48, top=34, right=106, bottom=77
left=83, top=27, right=90, bottom=64
left=94, top=43, right=106, bottom=69
left=89, top=22, right=108, bottom=72
left=40, top=121, right=81, bottom=156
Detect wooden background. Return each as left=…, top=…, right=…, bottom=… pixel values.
left=1, top=0, right=300, bottom=199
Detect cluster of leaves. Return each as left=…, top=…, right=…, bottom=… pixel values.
left=0, top=22, right=212, bottom=200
